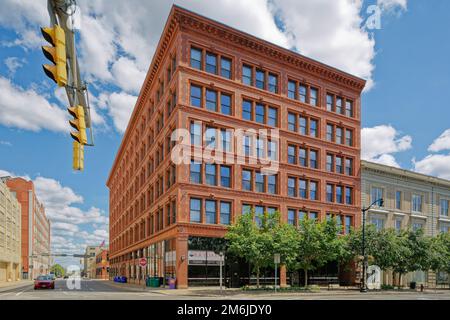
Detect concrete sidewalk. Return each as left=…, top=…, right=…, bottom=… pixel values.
left=0, top=280, right=33, bottom=292
left=104, top=280, right=449, bottom=298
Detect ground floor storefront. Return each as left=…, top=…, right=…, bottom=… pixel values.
left=109, top=234, right=359, bottom=289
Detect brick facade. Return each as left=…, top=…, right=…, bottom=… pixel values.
left=107, top=5, right=365, bottom=288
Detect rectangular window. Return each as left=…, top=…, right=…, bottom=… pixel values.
left=310, top=150, right=318, bottom=169
left=242, top=65, right=252, bottom=85
left=190, top=85, right=202, bottom=107
left=326, top=154, right=333, bottom=172
left=268, top=73, right=278, bottom=93
left=220, top=57, right=232, bottom=79
left=299, top=179, right=307, bottom=199
left=335, top=156, right=343, bottom=174
left=288, top=209, right=296, bottom=225
left=412, top=194, right=423, bottom=212
left=336, top=97, right=343, bottom=114
left=288, top=145, right=296, bottom=164
left=326, top=94, right=333, bottom=111
left=299, top=84, right=307, bottom=103
left=255, top=103, right=265, bottom=124
left=242, top=169, right=252, bottom=191
left=205, top=164, right=217, bottom=186
left=256, top=138, right=265, bottom=158
left=256, top=69, right=265, bottom=89
left=288, top=177, right=296, bottom=197
left=396, top=191, right=402, bottom=210
left=299, top=116, right=307, bottom=135
left=243, top=135, right=252, bottom=156
left=345, top=216, right=352, bottom=234
left=288, top=113, right=296, bottom=131
left=220, top=165, right=231, bottom=188
left=299, top=148, right=306, bottom=166
left=310, top=87, right=318, bottom=106
left=371, top=218, right=384, bottom=231
left=345, top=187, right=352, bottom=205
left=395, top=219, right=402, bottom=232
left=336, top=186, right=343, bottom=204
left=371, top=187, right=383, bottom=206
left=441, top=199, right=449, bottom=216
left=221, top=129, right=232, bottom=152
left=268, top=175, right=277, bottom=194
left=309, top=212, right=318, bottom=220
left=298, top=211, right=307, bottom=221
left=242, top=100, right=252, bottom=121
left=190, top=198, right=202, bottom=223
left=205, top=52, right=217, bottom=74
left=242, top=204, right=252, bottom=215
left=268, top=107, right=277, bottom=127
left=345, top=158, right=353, bottom=175
left=255, top=172, right=265, bottom=193
left=310, top=181, right=318, bottom=200
left=345, top=100, right=353, bottom=117
left=220, top=93, right=232, bottom=115
left=255, top=206, right=264, bottom=227
left=190, top=47, right=202, bottom=69
left=345, top=129, right=353, bottom=146
left=268, top=141, right=277, bottom=161
left=326, top=124, right=333, bottom=142
left=205, top=200, right=217, bottom=224
left=206, top=89, right=217, bottom=111
left=205, top=127, right=216, bottom=149
left=288, top=81, right=296, bottom=99
left=310, top=119, right=318, bottom=137
left=220, top=201, right=231, bottom=225
left=190, top=161, right=202, bottom=184
left=336, top=127, right=343, bottom=144
left=190, top=122, right=202, bottom=146
left=327, top=184, right=334, bottom=202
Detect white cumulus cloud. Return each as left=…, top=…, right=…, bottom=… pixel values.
left=362, top=124, right=412, bottom=167
left=428, top=129, right=450, bottom=153
left=413, top=154, right=450, bottom=180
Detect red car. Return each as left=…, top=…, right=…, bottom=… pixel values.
left=34, top=275, right=55, bottom=290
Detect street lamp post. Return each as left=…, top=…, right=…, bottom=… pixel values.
left=360, top=198, right=383, bottom=293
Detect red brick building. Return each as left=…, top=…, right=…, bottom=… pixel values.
left=95, top=249, right=109, bottom=280
left=107, top=5, right=365, bottom=288
left=5, top=178, right=51, bottom=279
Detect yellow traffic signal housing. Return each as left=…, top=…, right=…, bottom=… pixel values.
left=41, top=25, right=67, bottom=87
left=73, top=141, right=84, bottom=171
left=68, top=105, right=87, bottom=145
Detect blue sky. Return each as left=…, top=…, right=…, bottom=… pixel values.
left=0, top=0, right=449, bottom=267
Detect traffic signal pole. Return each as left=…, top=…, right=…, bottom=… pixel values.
left=44, top=0, right=94, bottom=171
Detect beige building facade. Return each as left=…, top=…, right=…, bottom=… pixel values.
left=84, top=246, right=101, bottom=278
left=0, top=178, right=22, bottom=282
left=361, top=160, right=450, bottom=287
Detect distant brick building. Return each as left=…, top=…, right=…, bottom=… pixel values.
left=107, top=5, right=365, bottom=288
left=5, top=178, right=51, bottom=279
left=95, top=249, right=109, bottom=280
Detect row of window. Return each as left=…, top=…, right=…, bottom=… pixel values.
left=371, top=187, right=450, bottom=216
left=191, top=47, right=232, bottom=79
left=190, top=85, right=232, bottom=115
left=190, top=46, right=355, bottom=118
left=190, top=198, right=231, bottom=225
left=326, top=183, right=353, bottom=205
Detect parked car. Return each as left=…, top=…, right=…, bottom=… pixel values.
left=63, top=275, right=69, bottom=279
left=34, top=275, right=55, bottom=290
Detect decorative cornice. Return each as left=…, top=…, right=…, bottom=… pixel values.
left=175, top=6, right=366, bottom=92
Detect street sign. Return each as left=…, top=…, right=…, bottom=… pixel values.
left=274, top=253, right=280, bottom=264
left=139, top=258, right=147, bottom=267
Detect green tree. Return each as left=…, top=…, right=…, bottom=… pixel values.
left=50, top=264, right=65, bottom=278
left=296, top=218, right=344, bottom=286
left=225, top=211, right=270, bottom=288
left=429, top=232, right=450, bottom=274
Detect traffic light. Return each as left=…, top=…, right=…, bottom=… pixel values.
left=41, top=24, right=67, bottom=87
left=73, top=141, right=84, bottom=171
left=68, top=105, right=87, bottom=145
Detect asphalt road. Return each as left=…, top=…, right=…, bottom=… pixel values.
left=0, top=279, right=449, bottom=300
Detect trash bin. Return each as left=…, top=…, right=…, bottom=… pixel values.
left=149, top=277, right=160, bottom=287
left=410, top=282, right=416, bottom=290
left=168, top=277, right=176, bottom=289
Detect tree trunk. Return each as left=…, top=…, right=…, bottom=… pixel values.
left=304, top=269, right=308, bottom=287
left=256, top=267, right=260, bottom=289
left=398, top=273, right=403, bottom=289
